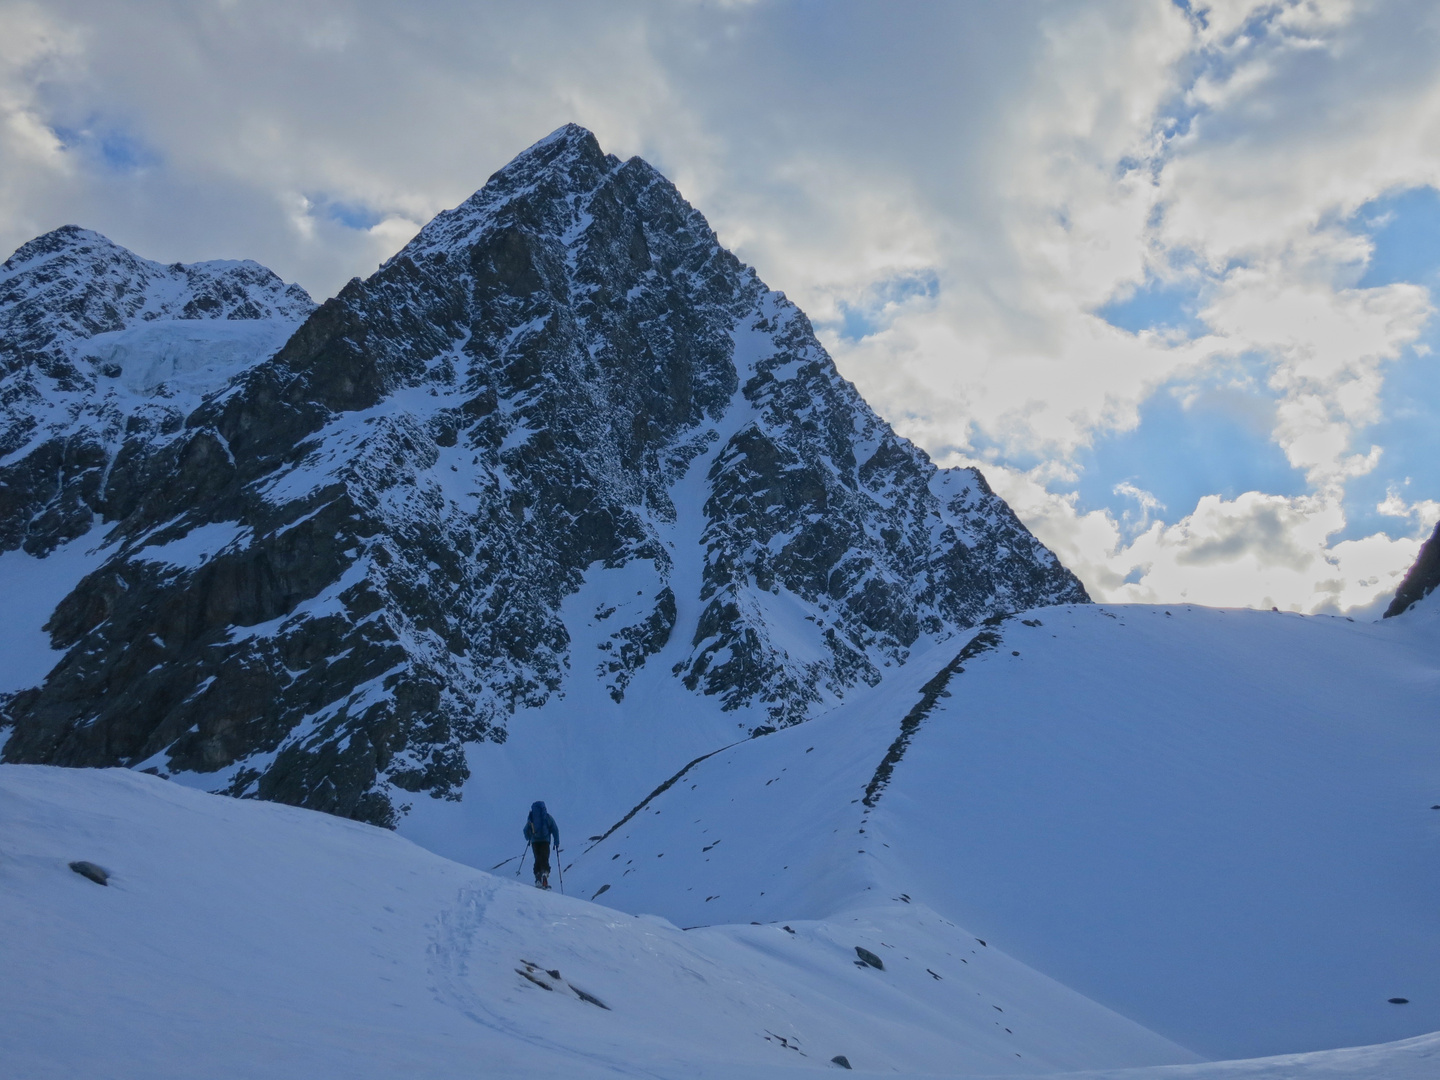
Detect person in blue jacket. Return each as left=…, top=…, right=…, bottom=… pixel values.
left=523, top=800, right=560, bottom=889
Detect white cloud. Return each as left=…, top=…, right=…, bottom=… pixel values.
left=0, top=0, right=709, bottom=293
left=0, top=3, right=84, bottom=238
left=2, top=0, right=1439, bottom=614
left=1378, top=484, right=1440, bottom=531
left=985, top=462, right=1422, bottom=614
left=1204, top=272, right=1430, bottom=489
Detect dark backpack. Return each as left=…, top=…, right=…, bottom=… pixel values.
left=528, top=805, right=549, bottom=843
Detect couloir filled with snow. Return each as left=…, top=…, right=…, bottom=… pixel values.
left=3, top=599, right=1438, bottom=1078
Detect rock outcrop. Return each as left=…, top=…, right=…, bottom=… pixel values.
left=1384, top=521, right=1440, bottom=617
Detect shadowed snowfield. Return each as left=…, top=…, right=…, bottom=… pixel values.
left=3, top=601, right=1438, bottom=1078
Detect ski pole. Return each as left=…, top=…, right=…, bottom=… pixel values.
left=555, top=847, right=564, bottom=894
left=515, top=844, right=529, bottom=878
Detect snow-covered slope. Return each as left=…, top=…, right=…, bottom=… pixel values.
left=5, top=763, right=1435, bottom=1079
left=565, top=603, right=1440, bottom=1061
left=2, top=126, right=1084, bottom=830
left=1, top=764, right=1203, bottom=1079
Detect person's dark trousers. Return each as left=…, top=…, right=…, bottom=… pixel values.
left=531, top=841, right=551, bottom=881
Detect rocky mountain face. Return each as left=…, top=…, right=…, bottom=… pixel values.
left=1385, top=521, right=1440, bottom=617
left=0, top=125, right=1088, bottom=826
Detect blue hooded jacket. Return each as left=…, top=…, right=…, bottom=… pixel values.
left=523, top=800, right=559, bottom=846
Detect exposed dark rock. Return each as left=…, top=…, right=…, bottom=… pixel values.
left=569, top=983, right=609, bottom=1010
left=68, top=860, right=109, bottom=885
left=515, top=968, right=554, bottom=991
left=1384, top=521, right=1440, bottom=617
left=854, top=946, right=884, bottom=970
left=862, top=622, right=1006, bottom=808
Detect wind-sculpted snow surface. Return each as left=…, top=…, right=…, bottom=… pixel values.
left=1, top=125, right=1084, bottom=826
left=567, top=604, right=1440, bottom=1062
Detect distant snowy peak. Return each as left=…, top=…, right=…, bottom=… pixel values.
left=0, top=226, right=315, bottom=556
left=1, top=224, right=313, bottom=363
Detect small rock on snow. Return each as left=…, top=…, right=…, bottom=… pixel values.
left=854, top=947, right=884, bottom=970
left=68, top=861, right=109, bottom=886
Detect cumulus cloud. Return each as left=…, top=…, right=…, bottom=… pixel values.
left=873, top=0, right=1440, bottom=614
left=985, top=462, right=1424, bottom=613
left=0, top=3, right=84, bottom=237
left=0, top=0, right=705, bottom=292
left=1204, top=273, right=1429, bottom=489
left=2, top=0, right=1438, bottom=613
left=1378, top=484, right=1440, bottom=531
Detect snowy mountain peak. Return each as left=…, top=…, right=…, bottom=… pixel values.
left=1, top=224, right=313, bottom=346
left=2, top=127, right=1085, bottom=830
left=397, top=123, right=615, bottom=262
left=2, top=224, right=111, bottom=277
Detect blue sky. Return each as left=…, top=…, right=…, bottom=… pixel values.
left=1341, top=187, right=1440, bottom=541
left=1095, top=279, right=1208, bottom=339
left=1085, top=185, right=1440, bottom=547
left=50, top=122, right=161, bottom=174
left=1069, top=370, right=1308, bottom=532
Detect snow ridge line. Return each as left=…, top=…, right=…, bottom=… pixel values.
left=584, top=738, right=747, bottom=854
left=861, top=615, right=1008, bottom=809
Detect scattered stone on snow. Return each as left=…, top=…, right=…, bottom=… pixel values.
left=68, top=861, right=108, bottom=885
left=515, top=968, right=554, bottom=991
left=854, top=946, right=884, bottom=970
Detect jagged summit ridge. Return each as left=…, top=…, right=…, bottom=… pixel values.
left=1, top=126, right=1087, bottom=827
left=398, top=123, right=615, bottom=261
